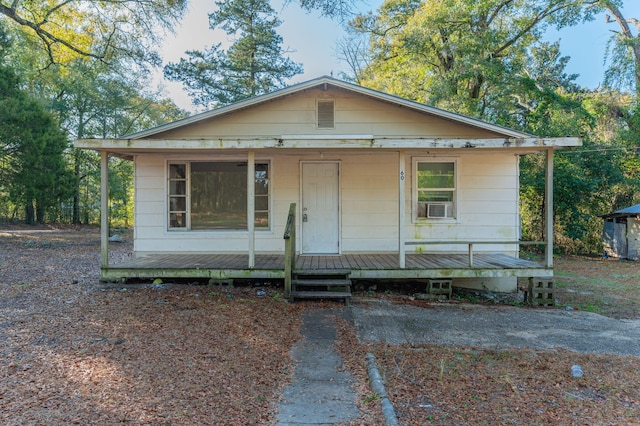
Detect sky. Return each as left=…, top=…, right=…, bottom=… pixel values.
left=157, top=0, right=640, bottom=112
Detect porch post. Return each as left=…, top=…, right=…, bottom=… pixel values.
left=247, top=150, right=255, bottom=268
left=399, top=150, right=406, bottom=268
left=100, top=150, right=109, bottom=269
left=545, top=148, right=554, bottom=268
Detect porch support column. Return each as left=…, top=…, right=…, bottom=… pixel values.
left=544, top=148, right=554, bottom=268
left=247, top=150, right=255, bottom=268
left=100, top=150, right=109, bottom=269
left=398, top=150, right=406, bottom=268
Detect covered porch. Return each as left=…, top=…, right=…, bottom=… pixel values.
left=100, top=251, right=551, bottom=282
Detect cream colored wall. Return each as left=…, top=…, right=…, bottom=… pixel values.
left=155, top=88, right=501, bottom=140
left=133, top=151, right=519, bottom=258
left=133, top=152, right=400, bottom=254
left=404, top=152, right=519, bottom=254
left=340, top=153, right=399, bottom=251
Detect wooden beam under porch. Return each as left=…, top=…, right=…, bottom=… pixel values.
left=100, top=252, right=551, bottom=282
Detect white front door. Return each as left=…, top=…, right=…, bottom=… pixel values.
left=301, top=162, right=340, bottom=254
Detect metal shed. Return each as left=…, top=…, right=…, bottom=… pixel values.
left=602, top=204, right=640, bottom=260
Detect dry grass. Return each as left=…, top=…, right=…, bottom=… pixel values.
left=554, top=256, right=640, bottom=319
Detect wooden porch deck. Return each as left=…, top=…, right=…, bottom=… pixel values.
left=102, top=252, right=551, bottom=281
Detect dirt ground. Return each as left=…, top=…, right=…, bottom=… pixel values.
left=1, top=225, right=639, bottom=425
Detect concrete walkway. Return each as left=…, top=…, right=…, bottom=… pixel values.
left=351, top=299, right=640, bottom=356
left=275, top=309, right=360, bottom=425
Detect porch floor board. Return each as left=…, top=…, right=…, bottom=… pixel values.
left=103, top=252, right=551, bottom=281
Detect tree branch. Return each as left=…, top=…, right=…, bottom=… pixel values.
left=0, top=2, right=104, bottom=60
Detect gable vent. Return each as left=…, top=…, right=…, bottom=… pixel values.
left=317, top=100, right=334, bottom=129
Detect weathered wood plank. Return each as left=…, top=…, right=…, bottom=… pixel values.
left=105, top=252, right=549, bottom=282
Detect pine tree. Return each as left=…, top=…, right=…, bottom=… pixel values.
left=0, top=64, right=72, bottom=224
left=164, top=0, right=303, bottom=108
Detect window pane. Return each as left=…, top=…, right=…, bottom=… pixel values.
left=418, top=190, right=454, bottom=202
left=170, top=196, right=186, bottom=212
left=255, top=163, right=269, bottom=195
left=170, top=164, right=186, bottom=179
left=191, top=162, right=247, bottom=230
left=170, top=181, right=186, bottom=195
left=255, top=163, right=268, bottom=178
left=418, top=162, right=454, bottom=189
left=255, top=178, right=269, bottom=195
left=417, top=203, right=427, bottom=218
left=170, top=213, right=186, bottom=228
left=255, top=211, right=269, bottom=228
left=255, top=195, right=269, bottom=211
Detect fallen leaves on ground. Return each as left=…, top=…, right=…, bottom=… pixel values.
left=368, top=345, right=640, bottom=425
left=0, top=227, right=306, bottom=425
left=336, top=315, right=640, bottom=425
left=4, top=225, right=640, bottom=425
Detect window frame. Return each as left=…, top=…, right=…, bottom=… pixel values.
left=412, top=157, right=458, bottom=222
left=166, top=159, right=271, bottom=232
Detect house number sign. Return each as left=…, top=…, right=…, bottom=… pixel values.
left=400, top=171, right=405, bottom=181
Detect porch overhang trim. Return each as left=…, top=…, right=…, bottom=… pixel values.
left=75, top=136, right=581, bottom=151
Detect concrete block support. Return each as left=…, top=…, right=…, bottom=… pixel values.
left=528, top=278, right=555, bottom=306
left=428, top=279, right=452, bottom=297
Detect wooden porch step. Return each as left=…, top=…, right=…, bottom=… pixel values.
left=289, top=291, right=352, bottom=304
left=290, top=290, right=352, bottom=298
left=291, top=279, right=352, bottom=287
left=289, top=269, right=352, bottom=304
left=294, top=269, right=351, bottom=276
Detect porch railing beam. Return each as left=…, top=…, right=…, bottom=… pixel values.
left=405, top=240, right=547, bottom=268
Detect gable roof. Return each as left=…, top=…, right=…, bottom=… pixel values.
left=124, top=76, right=533, bottom=140
left=602, top=203, right=640, bottom=219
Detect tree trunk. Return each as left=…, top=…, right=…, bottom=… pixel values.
left=73, top=151, right=81, bottom=224
left=36, top=202, right=45, bottom=224
left=25, top=200, right=35, bottom=225
left=605, top=4, right=640, bottom=98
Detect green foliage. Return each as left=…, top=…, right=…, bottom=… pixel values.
left=0, top=0, right=187, bottom=68
left=0, top=42, right=188, bottom=225
left=350, top=0, right=588, bottom=119
left=164, top=0, right=303, bottom=108
left=348, top=0, right=640, bottom=255
left=0, top=64, right=73, bottom=224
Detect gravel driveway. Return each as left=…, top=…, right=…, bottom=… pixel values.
left=351, top=299, right=640, bottom=357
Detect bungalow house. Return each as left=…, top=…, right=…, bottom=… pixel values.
left=602, top=203, right=640, bottom=260
left=75, top=76, right=580, bottom=299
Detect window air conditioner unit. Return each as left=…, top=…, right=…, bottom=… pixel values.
left=427, top=203, right=448, bottom=218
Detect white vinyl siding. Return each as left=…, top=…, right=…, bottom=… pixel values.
left=133, top=153, right=519, bottom=255
left=406, top=153, right=519, bottom=252
left=340, top=154, right=398, bottom=251
left=155, top=88, right=502, bottom=140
